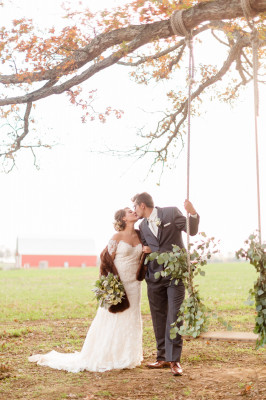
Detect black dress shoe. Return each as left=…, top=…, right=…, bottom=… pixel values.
left=146, top=360, right=170, bottom=369
left=170, top=362, right=183, bottom=376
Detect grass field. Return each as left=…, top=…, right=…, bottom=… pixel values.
left=0, top=263, right=265, bottom=400
left=0, top=262, right=258, bottom=329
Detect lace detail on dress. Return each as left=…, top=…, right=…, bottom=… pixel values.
left=108, top=239, right=118, bottom=256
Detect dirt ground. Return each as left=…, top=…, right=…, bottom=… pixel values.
left=0, top=317, right=265, bottom=400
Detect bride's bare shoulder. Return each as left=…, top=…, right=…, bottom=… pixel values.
left=110, top=233, right=122, bottom=243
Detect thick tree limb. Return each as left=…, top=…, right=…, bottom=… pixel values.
left=0, top=0, right=265, bottom=87
left=0, top=30, right=161, bottom=105
left=0, top=0, right=265, bottom=168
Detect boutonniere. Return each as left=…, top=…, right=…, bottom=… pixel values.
left=155, top=217, right=161, bottom=227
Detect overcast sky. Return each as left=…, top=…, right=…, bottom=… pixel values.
left=1, top=0, right=265, bottom=257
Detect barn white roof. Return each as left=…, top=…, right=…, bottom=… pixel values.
left=17, top=236, right=96, bottom=255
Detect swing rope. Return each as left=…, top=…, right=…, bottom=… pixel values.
left=170, top=9, right=195, bottom=292
left=241, top=0, right=262, bottom=244
left=186, top=35, right=195, bottom=293
left=171, top=1, right=262, bottom=251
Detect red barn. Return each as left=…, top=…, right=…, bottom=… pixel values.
left=16, top=236, right=97, bottom=268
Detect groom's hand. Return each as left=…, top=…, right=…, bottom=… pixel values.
left=143, top=246, right=151, bottom=254
left=184, top=199, right=197, bottom=215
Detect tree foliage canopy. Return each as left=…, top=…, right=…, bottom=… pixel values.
left=0, top=0, right=265, bottom=171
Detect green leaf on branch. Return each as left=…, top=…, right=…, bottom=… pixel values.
left=170, top=333, right=177, bottom=340
left=170, top=326, right=178, bottom=334
left=157, top=254, right=166, bottom=265
left=256, top=316, right=263, bottom=325
left=146, top=252, right=159, bottom=262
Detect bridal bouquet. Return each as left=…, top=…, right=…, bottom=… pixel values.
left=92, top=273, right=126, bottom=309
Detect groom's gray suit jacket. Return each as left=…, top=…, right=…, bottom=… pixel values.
left=139, top=206, right=200, bottom=282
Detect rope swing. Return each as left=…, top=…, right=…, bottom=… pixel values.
left=171, top=1, right=262, bottom=263
left=167, top=1, right=263, bottom=342
left=240, top=0, right=262, bottom=244
left=170, top=9, right=195, bottom=292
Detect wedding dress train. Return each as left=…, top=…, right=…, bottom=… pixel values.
left=28, top=241, right=143, bottom=373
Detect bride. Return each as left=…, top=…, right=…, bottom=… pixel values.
left=28, top=208, right=149, bottom=373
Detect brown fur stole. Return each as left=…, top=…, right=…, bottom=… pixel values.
left=136, top=252, right=147, bottom=281
left=99, top=246, right=130, bottom=313
left=135, top=230, right=148, bottom=281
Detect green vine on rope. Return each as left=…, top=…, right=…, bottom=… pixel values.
left=236, top=233, right=266, bottom=349
left=145, top=233, right=231, bottom=339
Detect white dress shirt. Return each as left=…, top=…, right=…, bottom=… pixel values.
left=147, top=208, right=198, bottom=237
left=147, top=208, right=159, bottom=237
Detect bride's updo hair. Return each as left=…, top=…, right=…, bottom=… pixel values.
left=114, top=208, right=128, bottom=231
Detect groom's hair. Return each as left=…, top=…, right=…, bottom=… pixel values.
left=131, top=192, right=154, bottom=208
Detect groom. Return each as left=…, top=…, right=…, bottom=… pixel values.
left=132, top=192, right=200, bottom=376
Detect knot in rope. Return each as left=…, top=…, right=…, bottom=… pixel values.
left=170, top=9, right=190, bottom=38
left=170, top=10, right=195, bottom=82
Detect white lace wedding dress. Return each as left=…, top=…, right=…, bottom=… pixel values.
left=28, top=241, right=143, bottom=373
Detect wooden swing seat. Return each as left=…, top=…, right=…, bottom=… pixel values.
left=185, top=331, right=259, bottom=343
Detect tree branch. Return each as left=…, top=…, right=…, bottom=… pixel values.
left=131, top=35, right=250, bottom=163
left=0, top=0, right=265, bottom=86
left=117, top=24, right=210, bottom=67
left=0, top=0, right=265, bottom=168
left=0, top=102, right=32, bottom=157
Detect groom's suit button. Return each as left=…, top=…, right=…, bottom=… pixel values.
left=146, top=360, right=170, bottom=369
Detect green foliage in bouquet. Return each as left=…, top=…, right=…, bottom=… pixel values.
left=236, top=234, right=266, bottom=349
left=92, top=273, right=125, bottom=309
left=145, top=233, right=230, bottom=338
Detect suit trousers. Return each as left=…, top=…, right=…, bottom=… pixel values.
left=147, top=277, right=185, bottom=362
